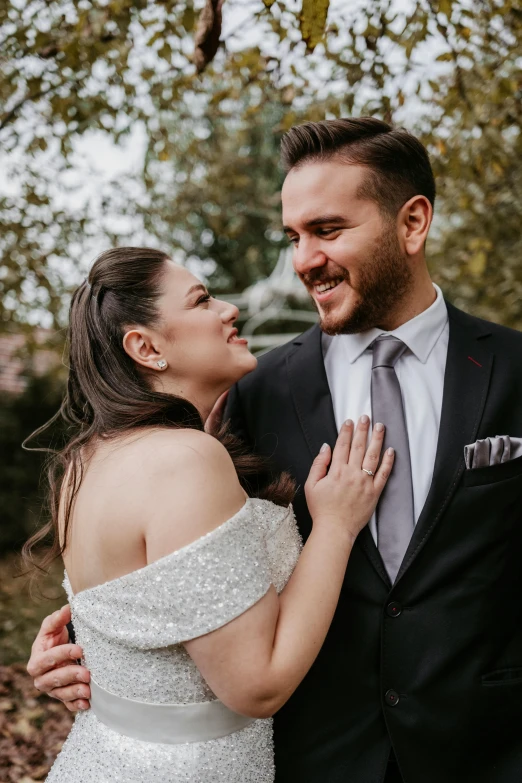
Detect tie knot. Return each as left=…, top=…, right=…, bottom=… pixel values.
left=371, top=335, right=407, bottom=369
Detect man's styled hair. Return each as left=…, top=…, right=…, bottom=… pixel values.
left=280, top=117, right=436, bottom=216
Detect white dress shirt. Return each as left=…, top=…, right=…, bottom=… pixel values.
left=322, top=284, right=449, bottom=545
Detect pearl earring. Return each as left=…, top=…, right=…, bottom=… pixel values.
left=156, top=359, right=167, bottom=370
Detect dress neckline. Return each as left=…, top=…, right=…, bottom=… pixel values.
left=64, top=498, right=289, bottom=601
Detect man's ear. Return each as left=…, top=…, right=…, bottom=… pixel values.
left=123, top=328, right=163, bottom=371
left=398, top=195, right=432, bottom=256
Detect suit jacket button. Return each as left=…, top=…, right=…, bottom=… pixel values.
left=385, top=689, right=400, bottom=707
left=387, top=602, right=402, bottom=617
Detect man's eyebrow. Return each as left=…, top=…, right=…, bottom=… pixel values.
left=283, top=215, right=348, bottom=233
left=185, top=283, right=208, bottom=298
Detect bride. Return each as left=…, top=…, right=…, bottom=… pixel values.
left=25, top=247, right=393, bottom=782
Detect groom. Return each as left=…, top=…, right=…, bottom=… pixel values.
left=227, top=118, right=522, bottom=783
left=28, top=119, right=522, bottom=783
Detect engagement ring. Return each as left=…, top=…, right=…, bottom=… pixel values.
left=361, top=468, right=374, bottom=476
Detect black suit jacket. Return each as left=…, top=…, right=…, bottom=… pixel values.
left=226, top=302, right=522, bottom=783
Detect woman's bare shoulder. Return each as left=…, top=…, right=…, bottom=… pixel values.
left=110, top=428, right=247, bottom=560
left=118, top=427, right=235, bottom=474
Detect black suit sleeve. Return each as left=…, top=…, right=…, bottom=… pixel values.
left=67, top=620, right=76, bottom=645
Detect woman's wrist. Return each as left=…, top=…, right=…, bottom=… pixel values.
left=309, top=519, right=357, bottom=549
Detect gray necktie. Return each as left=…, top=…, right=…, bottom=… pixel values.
left=371, top=336, right=414, bottom=583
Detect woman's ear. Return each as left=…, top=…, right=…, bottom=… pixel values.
left=399, top=195, right=432, bottom=256
left=123, top=329, right=164, bottom=371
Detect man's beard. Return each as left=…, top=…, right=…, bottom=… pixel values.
left=308, top=226, right=414, bottom=335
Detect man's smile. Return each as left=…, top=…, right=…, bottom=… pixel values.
left=312, top=277, right=345, bottom=303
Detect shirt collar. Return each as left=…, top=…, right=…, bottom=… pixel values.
left=328, top=284, right=448, bottom=365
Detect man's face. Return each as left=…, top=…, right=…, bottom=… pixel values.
left=281, top=161, right=413, bottom=334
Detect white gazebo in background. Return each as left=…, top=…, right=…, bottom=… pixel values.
left=225, top=248, right=317, bottom=355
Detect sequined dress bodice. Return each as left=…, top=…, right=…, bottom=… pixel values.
left=46, top=499, right=302, bottom=783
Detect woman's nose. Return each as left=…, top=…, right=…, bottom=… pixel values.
left=220, top=300, right=239, bottom=323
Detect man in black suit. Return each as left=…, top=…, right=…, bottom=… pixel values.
left=224, top=118, right=522, bottom=782
left=28, top=118, right=522, bottom=783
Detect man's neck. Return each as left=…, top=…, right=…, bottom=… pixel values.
left=376, top=275, right=437, bottom=332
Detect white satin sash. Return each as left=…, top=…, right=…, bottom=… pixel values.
left=90, top=679, right=255, bottom=744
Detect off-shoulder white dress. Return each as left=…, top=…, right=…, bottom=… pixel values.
left=46, top=499, right=302, bottom=783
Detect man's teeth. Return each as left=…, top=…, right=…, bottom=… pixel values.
left=315, top=278, right=343, bottom=294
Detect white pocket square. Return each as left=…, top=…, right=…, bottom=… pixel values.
left=464, top=436, right=522, bottom=469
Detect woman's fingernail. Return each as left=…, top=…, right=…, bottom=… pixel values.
left=387, top=447, right=395, bottom=455
left=360, top=415, right=369, bottom=424
left=320, top=443, right=329, bottom=453
left=344, top=419, right=353, bottom=428
left=375, top=422, right=384, bottom=432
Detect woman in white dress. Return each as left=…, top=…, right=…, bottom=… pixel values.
left=24, top=247, right=394, bottom=782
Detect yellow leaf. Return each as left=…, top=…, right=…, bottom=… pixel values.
left=299, top=0, right=330, bottom=53
left=468, top=250, right=487, bottom=276
left=438, top=0, right=453, bottom=19
left=182, top=7, right=195, bottom=32
left=436, top=52, right=453, bottom=62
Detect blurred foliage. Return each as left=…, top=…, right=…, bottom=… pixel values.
left=123, top=75, right=291, bottom=292
left=425, top=4, right=522, bottom=324
left=0, top=552, right=66, bottom=664
left=0, top=372, right=64, bottom=552
left=0, top=0, right=521, bottom=328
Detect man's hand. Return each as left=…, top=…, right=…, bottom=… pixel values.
left=204, top=390, right=229, bottom=435
left=27, top=604, right=91, bottom=712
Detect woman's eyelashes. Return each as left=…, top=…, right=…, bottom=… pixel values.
left=196, top=293, right=212, bottom=306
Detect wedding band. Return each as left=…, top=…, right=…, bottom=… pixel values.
left=361, top=468, right=374, bottom=476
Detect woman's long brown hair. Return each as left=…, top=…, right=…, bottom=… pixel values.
left=23, top=247, right=295, bottom=574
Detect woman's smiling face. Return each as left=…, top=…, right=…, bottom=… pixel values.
left=123, top=261, right=257, bottom=413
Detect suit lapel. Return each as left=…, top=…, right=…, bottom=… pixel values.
left=396, top=302, right=494, bottom=583
left=287, top=325, right=337, bottom=459
left=287, top=325, right=391, bottom=586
